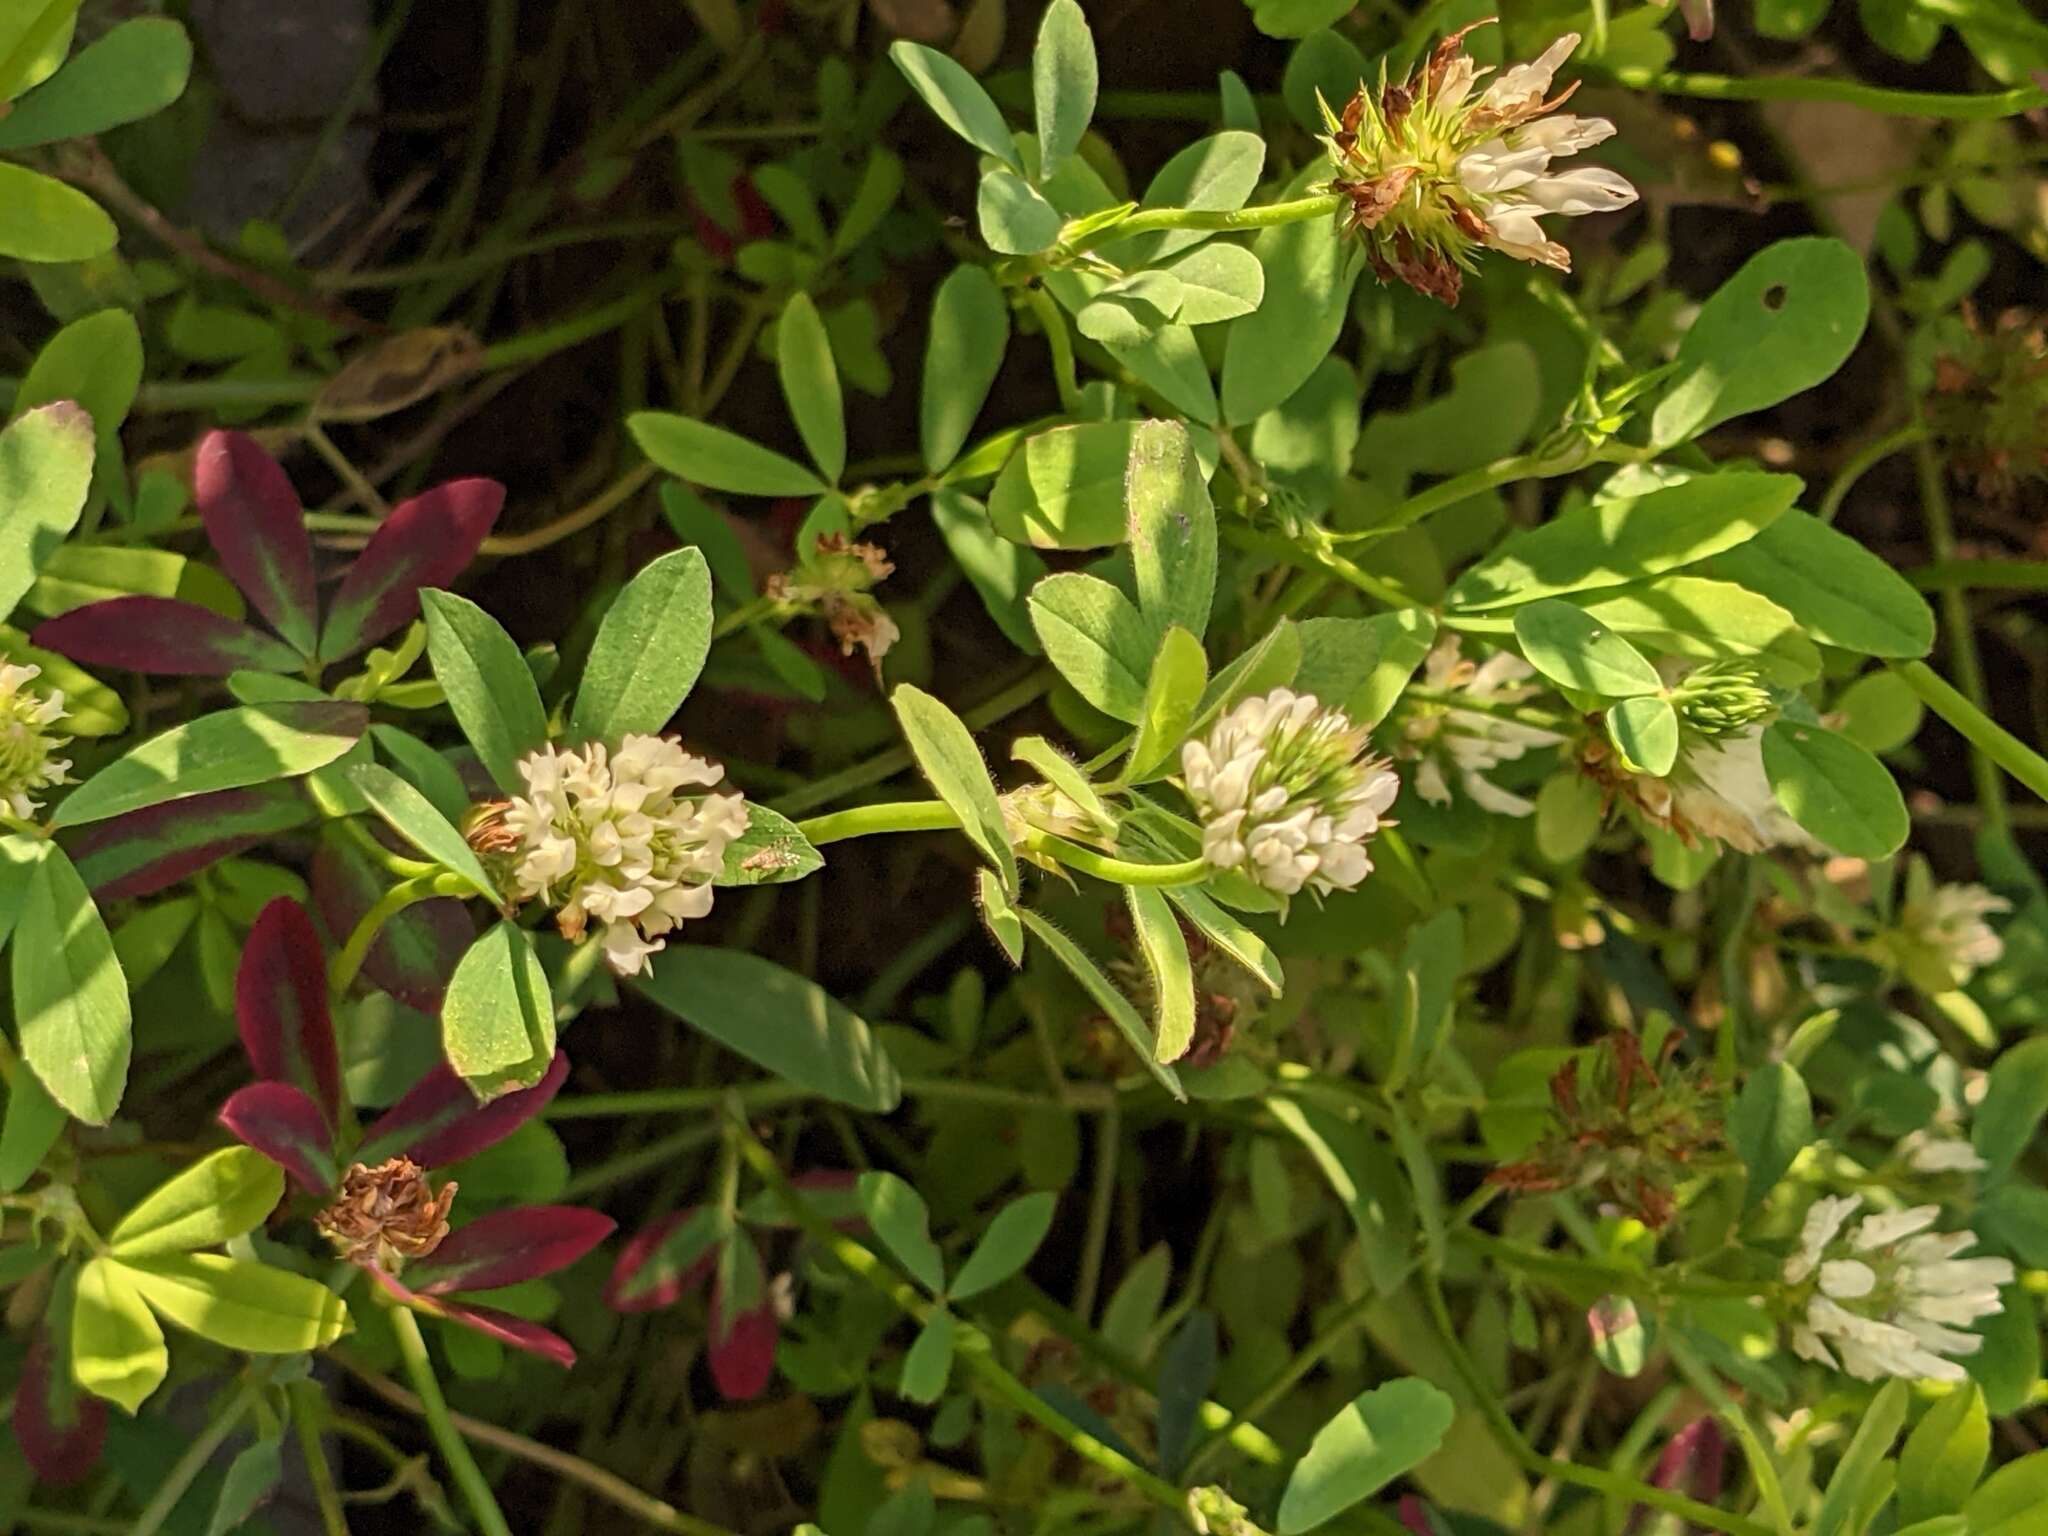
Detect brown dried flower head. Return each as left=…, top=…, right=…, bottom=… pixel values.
left=1486, top=1031, right=1719, bottom=1228
left=316, top=1157, right=458, bottom=1271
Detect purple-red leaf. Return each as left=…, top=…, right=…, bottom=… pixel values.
left=435, top=1300, right=579, bottom=1367
left=356, top=1051, right=569, bottom=1169
left=67, top=782, right=313, bottom=901
left=604, top=1206, right=721, bottom=1313
left=33, top=596, right=304, bottom=676
left=709, top=1297, right=778, bottom=1401
left=368, top=1268, right=579, bottom=1368
left=1647, top=1417, right=1726, bottom=1512
left=194, top=430, right=319, bottom=655
left=219, top=1082, right=339, bottom=1194
left=237, top=899, right=342, bottom=1124
left=14, top=1324, right=106, bottom=1485
left=318, top=478, right=504, bottom=661
left=409, top=1206, right=614, bottom=1295
left=312, top=831, right=472, bottom=1011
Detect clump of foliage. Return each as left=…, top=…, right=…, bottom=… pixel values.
left=4, top=1, right=2048, bottom=1534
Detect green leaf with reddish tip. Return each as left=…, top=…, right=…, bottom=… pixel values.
left=0, top=399, right=94, bottom=614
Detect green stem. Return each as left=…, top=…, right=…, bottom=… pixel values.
left=1908, top=420, right=2007, bottom=828
left=127, top=1374, right=263, bottom=1536
left=1418, top=1275, right=1771, bottom=1536
left=288, top=1379, right=352, bottom=1536
left=1603, top=67, right=2046, bottom=119
left=329, top=873, right=471, bottom=996
left=1816, top=423, right=1927, bottom=523
left=768, top=668, right=1053, bottom=817
left=547, top=1074, right=1116, bottom=1120
left=1022, top=285, right=1084, bottom=415
left=1024, top=833, right=1210, bottom=887
left=1664, top=1336, right=1795, bottom=1535
left=796, top=799, right=962, bottom=845
left=1064, top=192, right=1343, bottom=256
left=1891, top=660, right=2048, bottom=808
left=730, top=1120, right=1199, bottom=1522
left=1181, top=1289, right=1378, bottom=1480
left=390, top=1306, right=515, bottom=1536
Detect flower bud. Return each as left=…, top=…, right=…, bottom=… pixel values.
left=1669, top=661, right=1775, bottom=736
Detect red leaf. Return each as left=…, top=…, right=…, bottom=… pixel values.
left=318, top=478, right=504, bottom=661
left=410, top=1206, right=614, bottom=1295
left=33, top=596, right=304, bottom=676
left=312, top=831, right=472, bottom=1011
left=1652, top=1417, right=1726, bottom=1503
left=356, top=1051, right=569, bottom=1169
left=709, top=1301, right=778, bottom=1401
left=437, top=1300, right=579, bottom=1367
left=194, top=431, right=319, bottom=655
left=14, top=1325, right=106, bottom=1485
left=604, top=1206, right=720, bottom=1313
left=369, top=1269, right=579, bottom=1368
left=237, top=899, right=341, bottom=1124
left=218, top=1082, right=339, bottom=1194
left=67, top=782, right=314, bottom=901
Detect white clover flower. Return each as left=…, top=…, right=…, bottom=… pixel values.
left=1871, top=860, right=2009, bottom=995
left=0, top=662, right=71, bottom=820
left=1590, top=715, right=1816, bottom=857
left=1181, top=689, right=1399, bottom=897
left=502, top=734, right=749, bottom=977
left=1321, top=23, right=1638, bottom=305
left=1902, top=1134, right=1988, bottom=1176
left=1401, top=638, right=1560, bottom=817
left=1782, top=1194, right=2013, bottom=1382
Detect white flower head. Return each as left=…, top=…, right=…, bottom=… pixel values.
left=0, top=662, right=70, bottom=819
left=1782, top=1191, right=2014, bottom=1382
left=1902, top=1132, right=1988, bottom=1176
left=1320, top=23, right=1638, bottom=305
left=502, top=735, right=749, bottom=977
left=1181, top=689, right=1399, bottom=898
left=1400, top=638, right=1560, bottom=817
left=1870, top=858, right=2009, bottom=995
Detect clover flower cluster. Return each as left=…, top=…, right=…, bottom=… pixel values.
left=503, top=735, right=749, bottom=976
left=1870, top=860, right=2009, bottom=995
left=1401, top=638, right=1559, bottom=816
left=1182, top=689, right=1399, bottom=897
left=1784, top=1195, right=2012, bottom=1382
left=1320, top=23, right=1637, bottom=305
left=0, top=662, right=70, bottom=820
